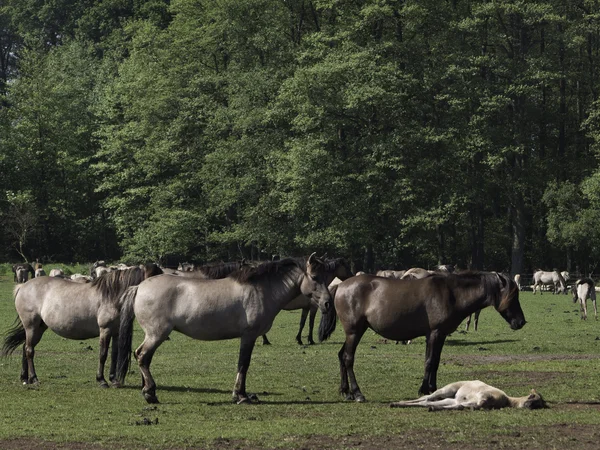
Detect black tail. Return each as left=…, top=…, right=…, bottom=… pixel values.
left=319, top=284, right=339, bottom=342
left=1, top=317, right=26, bottom=357
left=115, top=286, right=138, bottom=384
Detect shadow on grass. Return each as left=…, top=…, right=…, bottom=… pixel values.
left=119, top=384, right=233, bottom=395
left=445, top=339, right=517, bottom=346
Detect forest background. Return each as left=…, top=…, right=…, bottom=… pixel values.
left=1, top=0, right=600, bottom=275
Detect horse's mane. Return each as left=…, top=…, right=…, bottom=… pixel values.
left=197, top=261, right=246, bottom=279
left=92, top=267, right=146, bottom=303
left=229, top=258, right=303, bottom=284
left=445, top=271, right=507, bottom=309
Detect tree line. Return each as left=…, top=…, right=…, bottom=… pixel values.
left=1, top=0, right=600, bottom=274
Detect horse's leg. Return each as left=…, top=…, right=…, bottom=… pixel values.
left=342, top=325, right=368, bottom=402
left=295, top=308, right=309, bottom=345
left=582, top=299, right=588, bottom=320
left=465, top=314, right=471, bottom=331
left=593, top=295, right=598, bottom=321
left=474, top=310, right=480, bottom=331
left=232, top=335, right=257, bottom=404
left=307, top=305, right=318, bottom=345
left=419, top=331, right=446, bottom=395
left=261, top=334, right=271, bottom=345
left=136, top=334, right=168, bottom=404
left=338, top=342, right=350, bottom=398
left=109, top=332, right=120, bottom=386
left=23, top=321, right=47, bottom=385
left=97, top=328, right=111, bottom=387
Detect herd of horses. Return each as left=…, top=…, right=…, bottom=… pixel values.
left=2, top=257, right=591, bottom=409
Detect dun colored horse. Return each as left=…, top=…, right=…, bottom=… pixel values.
left=319, top=272, right=525, bottom=400
left=390, top=380, right=546, bottom=410
left=116, top=254, right=332, bottom=404
left=1, top=264, right=162, bottom=387
left=533, top=270, right=567, bottom=295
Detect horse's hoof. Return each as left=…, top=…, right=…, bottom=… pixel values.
left=143, top=392, right=159, bottom=404
left=99, top=381, right=109, bottom=389
left=344, top=393, right=355, bottom=401
left=308, top=340, right=316, bottom=346
left=355, top=394, right=366, bottom=403
left=111, top=380, right=122, bottom=388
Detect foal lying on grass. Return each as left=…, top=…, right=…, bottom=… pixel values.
left=390, top=380, right=546, bottom=411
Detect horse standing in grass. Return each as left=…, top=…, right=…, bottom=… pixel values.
left=1, top=264, right=163, bottom=387
left=572, top=278, right=597, bottom=320
left=533, top=270, right=567, bottom=295
left=319, top=272, right=525, bottom=400
left=116, top=255, right=332, bottom=404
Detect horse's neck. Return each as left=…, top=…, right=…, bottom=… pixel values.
left=259, top=269, right=304, bottom=309
left=455, top=285, right=491, bottom=315
left=506, top=395, right=529, bottom=408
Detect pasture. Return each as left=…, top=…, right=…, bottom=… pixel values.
left=1, top=275, right=600, bottom=449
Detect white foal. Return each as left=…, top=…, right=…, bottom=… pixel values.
left=390, top=380, right=546, bottom=410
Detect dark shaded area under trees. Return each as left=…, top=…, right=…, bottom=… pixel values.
left=1, top=0, right=600, bottom=274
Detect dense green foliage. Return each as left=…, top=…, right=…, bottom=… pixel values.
left=1, top=0, right=600, bottom=272
left=1, top=277, right=600, bottom=448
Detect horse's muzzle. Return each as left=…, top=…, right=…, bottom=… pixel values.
left=511, top=318, right=526, bottom=330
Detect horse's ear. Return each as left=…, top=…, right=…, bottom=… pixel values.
left=494, top=272, right=507, bottom=288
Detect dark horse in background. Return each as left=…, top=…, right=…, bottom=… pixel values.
left=262, top=257, right=353, bottom=346
left=12, top=263, right=35, bottom=283
left=319, top=272, right=525, bottom=401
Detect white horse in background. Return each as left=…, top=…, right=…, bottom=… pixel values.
left=390, top=380, right=546, bottom=410
left=49, top=268, right=65, bottom=278
left=533, top=270, right=567, bottom=294
left=561, top=271, right=570, bottom=284
left=514, top=274, right=521, bottom=291
left=572, top=278, right=597, bottom=320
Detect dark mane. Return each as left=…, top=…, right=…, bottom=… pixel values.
left=229, top=258, right=303, bottom=284
left=92, top=267, right=146, bottom=303
left=445, top=271, right=505, bottom=307
left=197, top=261, right=247, bottom=279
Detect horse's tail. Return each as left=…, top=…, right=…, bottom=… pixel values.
left=319, top=284, right=339, bottom=342
left=115, top=285, right=139, bottom=384
left=1, top=317, right=26, bottom=357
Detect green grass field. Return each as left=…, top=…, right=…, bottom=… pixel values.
left=1, top=275, right=599, bottom=449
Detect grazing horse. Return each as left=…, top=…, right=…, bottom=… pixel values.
left=533, top=270, right=567, bottom=295
left=34, top=267, right=46, bottom=277
left=376, top=270, right=406, bottom=279
left=48, top=268, right=65, bottom=278
left=319, top=272, right=525, bottom=400
left=116, top=254, right=332, bottom=404
left=400, top=268, right=433, bottom=280
left=572, top=278, right=597, bottom=320
left=1, top=264, right=163, bottom=387
left=514, top=274, right=521, bottom=291
left=262, top=257, right=353, bottom=346
left=12, top=263, right=34, bottom=283
left=390, top=380, right=546, bottom=410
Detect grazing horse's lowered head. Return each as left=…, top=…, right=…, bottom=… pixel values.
left=489, top=272, right=526, bottom=330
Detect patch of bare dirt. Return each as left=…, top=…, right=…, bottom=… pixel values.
left=2, top=425, right=600, bottom=450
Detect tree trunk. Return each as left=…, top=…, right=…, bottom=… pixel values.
left=510, top=195, right=526, bottom=277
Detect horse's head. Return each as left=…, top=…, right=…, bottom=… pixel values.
left=521, top=389, right=547, bottom=409
left=494, top=273, right=526, bottom=330
left=301, top=252, right=333, bottom=313
left=331, top=257, right=353, bottom=281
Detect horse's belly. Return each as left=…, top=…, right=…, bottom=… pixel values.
left=41, top=307, right=100, bottom=340
left=48, top=319, right=100, bottom=340
left=368, top=312, right=431, bottom=341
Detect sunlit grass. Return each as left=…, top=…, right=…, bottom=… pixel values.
left=1, top=275, right=599, bottom=448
